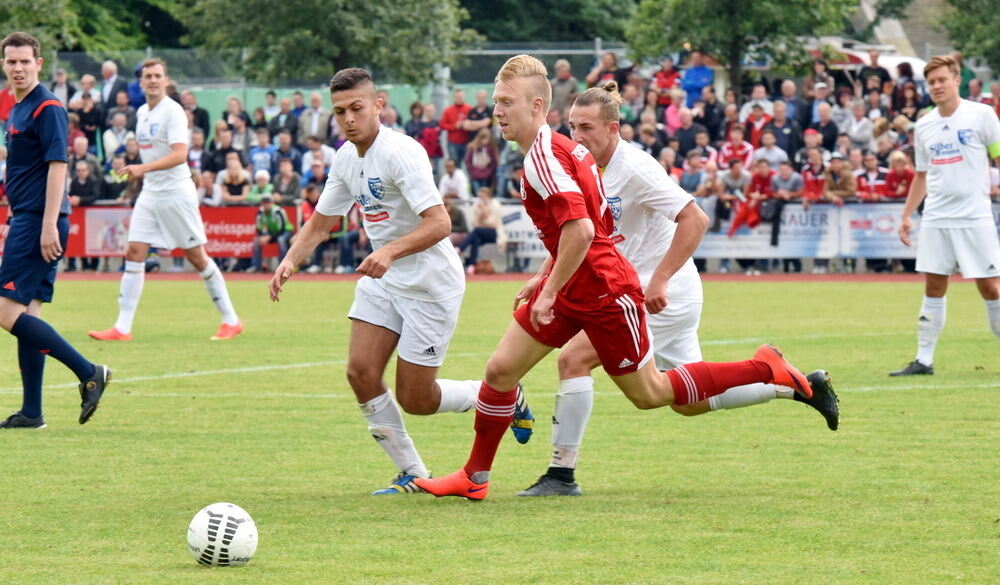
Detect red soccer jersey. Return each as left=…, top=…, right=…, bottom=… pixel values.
left=718, top=140, right=754, bottom=169
left=884, top=167, right=914, bottom=199
left=800, top=163, right=826, bottom=201
left=521, top=125, right=640, bottom=310
left=749, top=170, right=775, bottom=198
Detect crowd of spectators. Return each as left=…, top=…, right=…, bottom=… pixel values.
left=1, top=49, right=999, bottom=274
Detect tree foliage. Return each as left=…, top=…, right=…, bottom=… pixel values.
left=178, top=0, right=481, bottom=85
left=941, top=0, right=1000, bottom=73
left=461, top=0, right=637, bottom=42
left=627, top=0, right=859, bottom=93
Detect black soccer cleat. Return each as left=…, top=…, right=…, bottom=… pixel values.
left=889, top=360, right=934, bottom=377
left=517, top=474, right=583, bottom=497
left=0, top=411, right=47, bottom=429
left=79, top=364, right=111, bottom=424
left=793, top=370, right=840, bottom=431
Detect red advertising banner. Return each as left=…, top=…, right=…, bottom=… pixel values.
left=0, top=206, right=297, bottom=258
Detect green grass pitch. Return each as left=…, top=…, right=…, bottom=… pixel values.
left=0, top=277, right=996, bottom=584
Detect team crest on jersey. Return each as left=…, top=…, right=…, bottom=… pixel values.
left=571, top=144, right=589, bottom=162
left=606, top=195, right=622, bottom=221
left=367, top=177, right=385, bottom=200
left=957, top=129, right=974, bottom=145
left=149, top=123, right=160, bottom=136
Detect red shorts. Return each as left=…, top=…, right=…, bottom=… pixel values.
left=514, top=285, right=652, bottom=376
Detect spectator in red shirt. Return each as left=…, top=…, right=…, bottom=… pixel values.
left=0, top=79, right=15, bottom=125
left=727, top=159, right=773, bottom=237
left=415, top=103, right=443, bottom=174
left=652, top=57, right=680, bottom=107
left=884, top=150, right=914, bottom=200
left=800, top=147, right=826, bottom=208
left=718, top=125, right=754, bottom=170
left=744, top=103, right=772, bottom=149
left=857, top=150, right=888, bottom=201
left=439, top=89, right=473, bottom=168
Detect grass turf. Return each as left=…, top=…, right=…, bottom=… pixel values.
left=0, top=277, right=996, bottom=584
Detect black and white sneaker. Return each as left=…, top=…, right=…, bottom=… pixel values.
left=0, top=411, right=47, bottom=429
left=79, top=364, right=111, bottom=424
left=517, top=475, right=583, bottom=497
left=889, top=360, right=934, bottom=377
left=795, top=370, right=840, bottom=431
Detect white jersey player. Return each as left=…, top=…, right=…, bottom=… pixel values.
left=268, top=68, right=529, bottom=495
left=519, top=82, right=840, bottom=497
left=892, top=56, right=1000, bottom=376
left=88, top=59, right=241, bottom=342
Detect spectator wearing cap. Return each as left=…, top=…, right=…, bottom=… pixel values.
left=806, top=81, right=833, bottom=126
left=765, top=100, right=802, bottom=158
left=550, top=59, right=579, bottom=114
left=251, top=195, right=293, bottom=272
left=809, top=102, right=839, bottom=152
left=743, top=102, right=772, bottom=149
left=49, top=68, right=77, bottom=107
left=823, top=151, right=855, bottom=206
left=800, top=146, right=827, bottom=208
left=718, top=125, right=754, bottom=170
left=795, top=128, right=830, bottom=167
left=681, top=50, right=713, bottom=107
left=738, top=84, right=774, bottom=123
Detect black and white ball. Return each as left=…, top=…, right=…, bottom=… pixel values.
left=187, top=502, right=258, bottom=566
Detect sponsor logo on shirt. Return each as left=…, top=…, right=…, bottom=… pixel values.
left=367, top=177, right=385, bottom=200
left=928, top=141, right=962, bottom=165
left=364, top=211, right=389, bottom=222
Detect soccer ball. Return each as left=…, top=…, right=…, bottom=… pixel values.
left=186, top=502, right=258, bottom=567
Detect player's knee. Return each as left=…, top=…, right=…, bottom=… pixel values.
left=670, top=404, right=699, bottom=416
left=483, top=358, right=518, bottom=391
left=395, top=389, right=437, bottom=416
left=556, top=349, right=591, bottom=378
left=345, top=363, right=380, bottom=393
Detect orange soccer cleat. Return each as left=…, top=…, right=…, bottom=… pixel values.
left=87, top=327, right=132, bottom=341
left=210, top=321, right=243, bottom=341
left=414, top=469, right=490, bottom=501
left=753, top=344, right=813, bottom=399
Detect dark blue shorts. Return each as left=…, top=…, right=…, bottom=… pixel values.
left=0, top=213, right=70, bottom=305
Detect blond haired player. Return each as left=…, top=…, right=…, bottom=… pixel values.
left=519, top=82, right=840, bottom=496
left=892, top=56, right=1000, bottom=376
left=416, top=55, right=817, bottom=500
left=88, top=59, right=242, bottom=341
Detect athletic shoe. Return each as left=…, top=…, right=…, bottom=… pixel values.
left=210, top=321, right=243, bottom=341
left=753, top=344, right=812, bottom=399
left=889, top=360, right=934, bottom=377
left=414, top=469, right=489, bottom=500
left=510, top=382, right=534, bottom=444
left=795, top=370, right=840, bottom=431
left=0, top=411, right=47, bottom=429
left=305, top=265, right=322, bottom=274
left=517, top=475, right=583, bottom=497
left=79, top=364, right=111, bottom=425
left=372, top=473, right=425, bottom=495
left=87, top=327, right=132, bottom=341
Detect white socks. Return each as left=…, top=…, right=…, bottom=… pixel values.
left=550, top=376, right=594, bottom=469
left=986, top=298, right=1000, bottom=341
left=435, top=379, right=478, bottom=414
left=200, top=263, right=240, bottom=326
left=708, top=383, right=793, bottom=411
left=114, top=260, right=145, bottom=334
left=360, top=391, right=428, bottom=478
left=916, top=296, right=946, bottom=366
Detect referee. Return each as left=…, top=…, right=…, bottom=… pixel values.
left=0, top=32, right=110, bottom=428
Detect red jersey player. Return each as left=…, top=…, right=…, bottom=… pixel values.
left=415, top=55, right=816, bottom=500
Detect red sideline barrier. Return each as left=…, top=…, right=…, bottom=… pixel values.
left=0, top=206, right=297, bottom=258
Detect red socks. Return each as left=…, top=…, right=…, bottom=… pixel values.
left=463, top=382, right=516, bottom=475
left=668, top=360, right=772, bottom=406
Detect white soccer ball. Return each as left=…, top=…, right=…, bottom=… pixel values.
left=187, top=502, right=258, bottom=567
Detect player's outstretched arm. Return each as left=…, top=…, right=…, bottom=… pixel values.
left=356, top=204, right=450, bottom=279
left=899, top=171, right=927, bottom=247
left=530, top=218, right=594, bottom=330
left=645, top=201, right=709, bottom=314
left=268, top=211, right=341, bottom=301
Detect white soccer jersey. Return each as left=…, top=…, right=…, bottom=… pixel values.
left=135, top=97, right=191, bottom=193
left=914, top=100, right=1000, bottom=227
left=317, top=126, right=464, bottom=302
left=601, top=140, right=702, bottom=303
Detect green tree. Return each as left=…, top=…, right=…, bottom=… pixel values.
left=941, top=0, right=1000, bottom=72
left=626, top=0, right=860, bottom=94
left=178, top=0, right=480, bottom=85
left=461, top=0, right=637, bottom=42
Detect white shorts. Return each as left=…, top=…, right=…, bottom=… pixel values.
left=348, top=276, right=463, bottom=368
left=128, top=185, right=207, bottom=250
left=649, top=301, right=704, bottom=370
left=916, top=225, right=1000, bottom=279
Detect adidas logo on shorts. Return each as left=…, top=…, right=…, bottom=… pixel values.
left=423, top=346, right=437, bottom=356
left=618, top=358, right=635, bottom=369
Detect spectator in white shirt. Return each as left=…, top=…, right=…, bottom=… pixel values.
left=437, top=158, right=471, bottom=201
